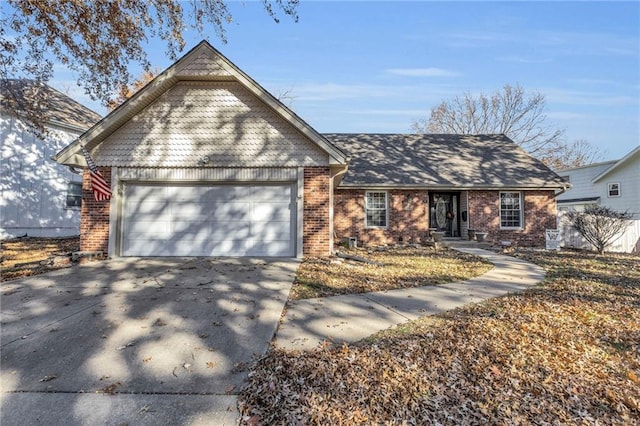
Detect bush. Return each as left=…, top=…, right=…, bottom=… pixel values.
left=565, top=205, right=633, bottom=254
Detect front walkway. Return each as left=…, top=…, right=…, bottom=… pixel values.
left=276, top=248, right=545, bottom=351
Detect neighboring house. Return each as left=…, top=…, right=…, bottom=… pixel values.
left=1, top=80, right=101, bottom=239
left=54, top=41, right=567, bottom=258
left=556, top=146, right=640, bottom=253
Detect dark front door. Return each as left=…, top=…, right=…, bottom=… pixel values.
left=429, top=193, right=459, bottom=237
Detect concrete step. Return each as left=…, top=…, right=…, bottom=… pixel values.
left=441, top=238, right=492, bottom=249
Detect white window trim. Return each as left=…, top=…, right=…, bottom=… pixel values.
left=499, top=191, right=523, bottom=230
left=365, top=191, right=388, bottom=229
left=607, top=182, right=621, bottom=198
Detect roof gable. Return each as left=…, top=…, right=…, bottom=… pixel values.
left=327, top=133, right=568, bottom=189
left=54, top=40, right=347, bottom=167
left=592, top=146, right=640, bottom=183
left=93, top=81, right=329, bottom=167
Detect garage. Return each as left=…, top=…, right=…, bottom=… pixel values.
left=121, top=183, right=295, bottom=257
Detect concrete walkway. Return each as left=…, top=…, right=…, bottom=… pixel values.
left=276, top=248, right=545, bottom=351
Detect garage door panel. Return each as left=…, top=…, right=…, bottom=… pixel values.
left=252, top=202, right=291, bottom=221
left=252, top=221, right=290, bottom=239
left=252, top=186, right=291, bottom=201
left=122, top=183, right=294, bottom=257
left=195, top=186, right=252, bottom=202
left=126, top=220, right=173, bottom=236
left=209, top=202, right=252, bottom=220
left=128, top=201, right=171, bottom=217
left=250, top=241, right=291, bottom=257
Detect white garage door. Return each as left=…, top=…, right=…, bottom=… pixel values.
left=122, top=184, right=294, bottom=257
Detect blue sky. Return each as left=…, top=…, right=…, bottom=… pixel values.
left=51, top=1, right=639, bottom=161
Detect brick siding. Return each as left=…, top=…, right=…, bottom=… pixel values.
left=334, top=189, right=429, bottom=247
left=80, top=167, right=111, bottom=253
left=303, top=167, right=331, bottom=256
left=468, top=190, right=557, bottom=246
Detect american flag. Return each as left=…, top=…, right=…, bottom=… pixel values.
left=81, top=145, right=112, bottom=201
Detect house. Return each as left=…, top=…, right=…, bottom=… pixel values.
left=328, top=133, right=568, bottom=248
left=556, top=146, right=640, bottom=253
left=1, top=80, right=101, bottom=239
left=54, top=41, right=568, bottom=258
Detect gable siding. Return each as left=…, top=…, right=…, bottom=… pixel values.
left=93, top=81, right=329, bottom=168
left=1, top=113, right=83, bottom=238
left=175, top=51, right=232, bottom=77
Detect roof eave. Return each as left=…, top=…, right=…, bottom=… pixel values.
left=337, top=183, right=568, bottom=190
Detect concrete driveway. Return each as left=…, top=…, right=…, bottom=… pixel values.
left=0, top=257, right=298, bottom=425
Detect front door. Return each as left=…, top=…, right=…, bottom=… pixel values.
left=429, top=193, right=459, bottom=237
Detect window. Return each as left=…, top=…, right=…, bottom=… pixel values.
left=66, top=182, right=82, bottom=208
left=608, top=183, right=620, bottom=197
left=365, top=191, right=387, bottom=228
left=500, top=192, right=522, bottom=228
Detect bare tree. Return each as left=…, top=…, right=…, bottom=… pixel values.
left=565, top=205, right=633, bottom=254
left=545, top=139, right=604, bottom=170
left=1, top=0, right=299, bottom=133
left=272, top=86, right=297, bottom=109
left=411, top=84, right=586, bottom=167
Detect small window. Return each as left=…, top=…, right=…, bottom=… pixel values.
left=608, top=183, right=620, bottom=197
left=500, top=192, right=522, bottom=228
left=66, top=182, right=82, bottom=208
left=365, top=191, right=387, bottom=228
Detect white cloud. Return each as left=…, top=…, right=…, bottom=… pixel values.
left=386, top=68, right=461, bottom=77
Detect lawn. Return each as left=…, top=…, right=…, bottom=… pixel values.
left=1, top=236, right=79, bottom=281
left=239, top=249, right=640, bottom=425
left=291, top=247, right=493, bottom=299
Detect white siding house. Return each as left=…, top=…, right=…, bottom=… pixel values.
left=556, top=146, right=640, bottom=253
left=1, top=80, right=101, bottom=239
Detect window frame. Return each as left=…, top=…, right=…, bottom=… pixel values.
left=499, top=191, right=523, bottom=229
left=365, top=191, right=388, bottom=229
left=66, top=181, right=82, bottom=209
left=607, top=182, right=620, bottom=198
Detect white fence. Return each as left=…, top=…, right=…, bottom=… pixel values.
left=558, top=212, right=640, bottom=254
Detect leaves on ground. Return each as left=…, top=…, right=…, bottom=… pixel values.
left=240, top=249, right=640, bottom=425
left=1, top=236, right=79, bottom=281
left=291, top=247, right=493, bottom=299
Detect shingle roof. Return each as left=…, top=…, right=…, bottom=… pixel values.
left=1, top=79, right=101, bottom=131
left=325, top=133, right=568, bottom=189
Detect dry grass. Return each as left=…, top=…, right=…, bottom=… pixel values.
left=240, top=249, right=640, bottom=425
left=1, top=236, right=79, bottom=281
left=291, top=247, right=493, bottom=299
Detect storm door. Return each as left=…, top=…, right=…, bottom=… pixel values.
left=429, top=193, right=460, bottom=237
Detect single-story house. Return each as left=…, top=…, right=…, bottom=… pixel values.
left=54, top=40, right=568, bottom=258
left=1, top=79, right=101, bottom=239
left=555, top=146, right=640, bottom=253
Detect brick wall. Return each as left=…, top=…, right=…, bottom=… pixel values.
left=468, top=190, right=557, bottom=246
left=303, top=167, right=331, bottom=256
left=334, top=189, right=429, bottom=247
left=80, top=167, right=111, bottom=253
